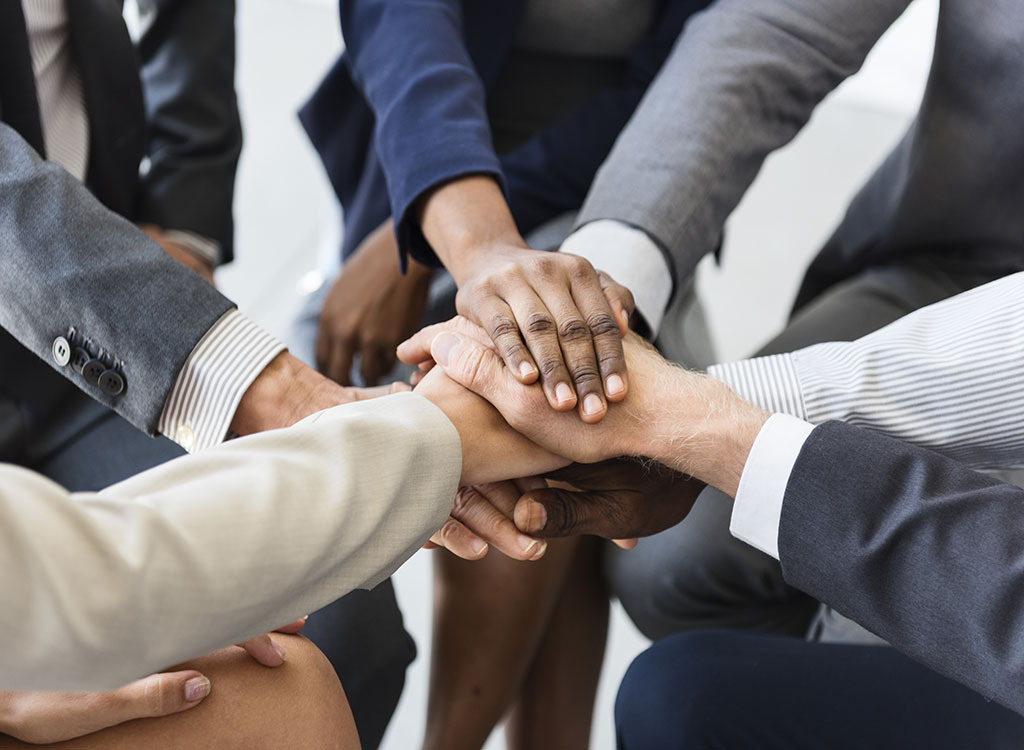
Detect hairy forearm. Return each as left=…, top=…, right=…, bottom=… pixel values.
left=642, top=364, right=768, bottom=497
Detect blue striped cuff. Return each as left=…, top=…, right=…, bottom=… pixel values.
left=158, top=310, right=285, bottom=452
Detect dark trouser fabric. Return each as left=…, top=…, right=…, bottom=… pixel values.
left=615, top=630, right=1024, bottom=750
left=606, top=259, right=1004, bottom=642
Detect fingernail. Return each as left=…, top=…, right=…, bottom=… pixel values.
left=606, top=373, right=625, bottom=396
left=184, top=676, right=211, bottom=703
left=273, top=641, right=288, bottom=662
left=528, top=500, right=547, bottom=531
left=531, top=540, right=548, bottom=560
left=519, top=361, right=537, bottom=379
left=431, top=333, right=460, bottom=367
left=583, top=393, right=604, bottom=417
left=555, top=382, right=574, bottom=406
left=471, top=538, right=488, bottom=556
left=519, top=535, right=539, bottom=555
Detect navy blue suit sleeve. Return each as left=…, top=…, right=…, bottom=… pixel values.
left=779, top=420, right=1024, bottom=717
left=500, top=0, right=709, bottom=236
left=339, top=0, right=505, bottom=266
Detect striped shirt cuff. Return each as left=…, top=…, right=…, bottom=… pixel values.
left=708, top=354, right=807, bottom=420
left=158, top=310, right=285, bottom=452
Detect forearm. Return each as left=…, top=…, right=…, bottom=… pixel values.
left=418, top=176, right=527, bottom=283
left=710, top=272, right=1024, bottom=470
left=578, top=0, right=910, bottom=280
left=0, top=124, right=234, bottom=434
left=642, top=363, right=768, bottom=497
left=0, top=394, right=459, bottom=692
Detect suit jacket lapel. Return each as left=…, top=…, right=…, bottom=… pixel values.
left=0, top=0, right=46, bottom=154
left=67, top=0, right=145, bottom=216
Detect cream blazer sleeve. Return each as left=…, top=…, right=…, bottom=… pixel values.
left=0, top=392, right=461, bottom=691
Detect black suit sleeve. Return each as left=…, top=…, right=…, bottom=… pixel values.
left=133, top=0, right=242, bottom=262
left=779, top=420, right=1024, bottom=716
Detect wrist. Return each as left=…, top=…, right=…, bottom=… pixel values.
left=230, top=352, right=322, bottom=434
left=642, top=368, right=768, bottom=496
left=417, top=175, right=526, bottom=283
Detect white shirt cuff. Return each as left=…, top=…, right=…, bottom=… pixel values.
left=559, top=220, right=672, bottom=337
left=729, top=413, right=816, bottom=560
left=158, top=310, right=285, bottom=452
left=161, top=229, right=221, bottom=266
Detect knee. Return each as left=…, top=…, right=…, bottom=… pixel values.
left=185, top=635, right=359, bottom=748
left=614, top=632, right=736, bottom=750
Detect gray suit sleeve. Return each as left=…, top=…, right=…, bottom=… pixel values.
left=577, top=0, right=911, bottom=281
left=133, top=0, right=241, bottom=263
left=0, top=123, right=235, bottom=433
left=779, top=420, right=1024, bottom=716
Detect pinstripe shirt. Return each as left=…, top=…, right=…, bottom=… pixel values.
left=715, top=272, right=1024, bottom=558
left=23, top=0, right=283, bottom=452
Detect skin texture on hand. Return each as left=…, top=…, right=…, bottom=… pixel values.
left=316, top=218, right=435, bottom=386
left=514, top=459, right=705, bottom=543
left=413, top=361, right=567, bottom=487
left=229, top=351, right=408, bottom=436
left=425, top=478, right=550, bottom=562
left=417, top=176, right=635, bottom=421
left=0, top=620, right=306, bottom=744
left=400, top=316, right=769, bottom=496
left=138, top=223, right=215, bottom=284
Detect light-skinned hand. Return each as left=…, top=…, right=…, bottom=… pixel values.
left=0, top=620, right=306, bottom=744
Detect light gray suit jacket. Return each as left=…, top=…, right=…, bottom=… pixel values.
left=0, top=393, right=461, bottom=692
left=578, top=0, right=1024, bottom=306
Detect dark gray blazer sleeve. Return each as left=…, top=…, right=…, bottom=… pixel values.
left=577, top=0, right=911, bottom=283
left=0, top=124, right=235, bottom=433
left=133, top=0, right=241, bottom=263
left=779, top=420, right=1024, bottom=716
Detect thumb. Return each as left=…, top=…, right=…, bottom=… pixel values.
left=112, top=670, right=211, bottom=720
left=430, top=332, right=510, bottom=399
left=514, top=487, right=608, bottom=539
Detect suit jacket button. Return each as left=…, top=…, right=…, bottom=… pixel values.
left=82, top=359, right=105, bottom=384
left=99, top=370, right=125, bottom=396
left=70, top=347, right=90, bottom=373
left=52, top=337, right=70, bottom=367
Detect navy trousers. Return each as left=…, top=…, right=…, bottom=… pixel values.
left=615, top=630, right=1024, bottom=749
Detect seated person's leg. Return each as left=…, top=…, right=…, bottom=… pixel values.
left=424, top=536, right=606, bottom=750
left=615, top=630, right=1024, bottom=750
left=606, top=261, right=1003, bottom=641
left=302, top=580, right=415, bottom=750
left=0, top=635, right=358, bottom=749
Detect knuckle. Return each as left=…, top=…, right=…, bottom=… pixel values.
left=525, top=312, right=556, bottom=336
left=588, top=313, right=620, bottom=339
left=538, top=356, right=567, bottom=380
left=567, top=255, right=594, bottom=281
left=558, top=317, right=589, bottom=342
left=452, top=487, right=476, bottom=515
left=439, top=518, right=463, bottom=543
left=570, top=364, right=602, bottom=388
left=490, top=316, right=521, bottom=342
